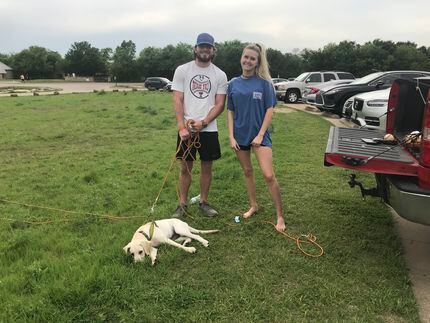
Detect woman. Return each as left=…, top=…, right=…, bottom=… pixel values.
left=227, top=43, right=286, bottom=232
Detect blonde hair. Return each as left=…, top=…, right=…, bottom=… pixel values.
left=243, top=43, right=272, bottom=83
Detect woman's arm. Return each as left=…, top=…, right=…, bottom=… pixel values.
left=252, top=107, right=274, bottom=146
left=227, top=110, right=240, bottom=150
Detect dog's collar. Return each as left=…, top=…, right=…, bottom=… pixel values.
left=139, top=221, right=159, bottom=241
left=139, top=231, right=151, bottom=240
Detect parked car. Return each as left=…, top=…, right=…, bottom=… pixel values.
left=164, top=82, right=173, bottom=91
left=272, top=78, right=289, bottom=84
left=144, top=77, right=172, bottom=90
left=316, top=70, right=430, bottom=116
left=303, top=79, right=355, bottom=105
left=275, top=71, right=355, bottom=103
left=343, top=88, right=390, bottom=130
left=324, top=77, right=430, bottom=225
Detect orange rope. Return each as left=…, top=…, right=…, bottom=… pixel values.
left=0, top=121, right=204, bottom=225
left=150, top=120, right=201, bottom=218
left=264, top=220, right=324, bottom=257
left=0, top=198, right=145, bottom=225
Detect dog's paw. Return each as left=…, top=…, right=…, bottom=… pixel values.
left=202, top=240, right=209, bottom=247
left=187, top=247, right=197, bottom=253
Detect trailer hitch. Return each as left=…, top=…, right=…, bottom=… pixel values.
left=348, top=174, right=381, bottom=199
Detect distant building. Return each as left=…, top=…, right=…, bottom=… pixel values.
left=0, top=61, right=13, bottom=79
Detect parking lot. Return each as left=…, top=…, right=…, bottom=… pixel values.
left=0, top=80, right=146, bottom=97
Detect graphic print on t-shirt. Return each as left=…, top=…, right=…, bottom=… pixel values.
left=190, top=75, right=211, bottom=99
left=253, top=91, right=262, bottom=100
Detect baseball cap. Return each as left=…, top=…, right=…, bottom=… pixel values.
left=196, top=33, right=215, bottom=47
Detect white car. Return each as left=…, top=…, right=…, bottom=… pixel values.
left=275, top=71, right=355, bottom=103
left=343, top=88, right=390, bottom=130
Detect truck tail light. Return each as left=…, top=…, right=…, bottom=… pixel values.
left=418, top=89, right=430, bottom=189
left=386, top=82, right=400, bottom=134
left=421, top=94, right=430, bottom=168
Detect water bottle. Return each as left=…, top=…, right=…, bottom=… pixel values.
left=189, top=194, right=200, bottom=204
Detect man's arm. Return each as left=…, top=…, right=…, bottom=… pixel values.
left=173, top=90, right=190, bottom=140
left=193, top=93, right=226, bottom=130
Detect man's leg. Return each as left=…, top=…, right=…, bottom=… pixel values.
left=179, top=160, right=194, bottom=205
left=199, top=160, right=212, bottom=204
left=173, top=159, right=194, bottom=218
left=199, top=160, right=219, bottom=216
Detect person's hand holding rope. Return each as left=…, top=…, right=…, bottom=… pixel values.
left=187, top=119, right=205, bottom=133
left=178, top=123, right=190, bottom=141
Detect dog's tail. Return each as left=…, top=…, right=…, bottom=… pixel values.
left=189, top=228, right=219, bottom=234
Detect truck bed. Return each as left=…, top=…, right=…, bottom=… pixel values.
left=324, top=127, right=419, bottom=176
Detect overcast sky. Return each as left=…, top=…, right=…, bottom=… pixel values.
left=1, top=0, right=429, bottom=55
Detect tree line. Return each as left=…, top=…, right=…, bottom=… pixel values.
left=1, top=39, right=430, bottom=81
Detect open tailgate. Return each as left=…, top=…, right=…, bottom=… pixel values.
left=324, top=127, right=419, bottom=176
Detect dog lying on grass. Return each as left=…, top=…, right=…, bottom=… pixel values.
left=123, top=219, right=219, bottom=265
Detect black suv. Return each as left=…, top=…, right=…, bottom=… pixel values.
left=144, top=77, right=172, bottom=90
left=316, top=70, right=430, bottom=115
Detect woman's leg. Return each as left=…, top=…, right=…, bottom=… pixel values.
left=253, top=146, right=286, bottom=232
left=235, top=149, right=258, bottom=218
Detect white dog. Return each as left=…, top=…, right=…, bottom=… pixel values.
left=123, top=219, right=219, bottom=265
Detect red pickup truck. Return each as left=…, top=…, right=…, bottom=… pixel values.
left=324, top=77, right=430, bottom=225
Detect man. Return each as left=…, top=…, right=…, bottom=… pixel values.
left=171, top=33, right=228, bottom=218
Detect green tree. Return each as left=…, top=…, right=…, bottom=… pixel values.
left=11, top=46, right=63, bottom=79
left=160, top=43, right=193, bottom=79
left=137, top=43, right=192, bottom=80
left=111, top=41, right=137, bottom=82
left=213, top=40, right=245, bottom=79
left=267, top=48, right=285, bottom=78
left=266, top=49, right=303, bottom=79
left=0, top=53, right=13, bottom=66
left=64, top=41, right=106, bottom=76
left=137, top=46, right=163, bottom=79
left=392, top=44, right=430, bottom=71
left=100, top=48, right=113, bottom=75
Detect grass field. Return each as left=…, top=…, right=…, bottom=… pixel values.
left=0, top=91, right=419, bottom=322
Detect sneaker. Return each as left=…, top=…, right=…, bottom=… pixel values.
left=199, top=202, right=218, bottom=217
left=172, top=205, right=187, bottom=218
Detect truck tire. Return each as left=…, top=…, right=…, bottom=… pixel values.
left=284, top=89, right=300, bottom=103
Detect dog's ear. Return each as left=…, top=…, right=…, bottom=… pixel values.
left=142, top=240, right=152, bottom=255
left=123, top=243, right=131, bottom=254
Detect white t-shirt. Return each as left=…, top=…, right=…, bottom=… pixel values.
left=172, top=61, right=228, bottom=132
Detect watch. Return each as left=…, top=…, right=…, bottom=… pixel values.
left=201, top=120, right=208, bottom=128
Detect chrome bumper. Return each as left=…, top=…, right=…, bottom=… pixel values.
left=387, top=179, right=430, bottom=226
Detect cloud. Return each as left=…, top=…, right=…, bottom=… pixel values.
left=0, top=0, right=429, bottom=55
